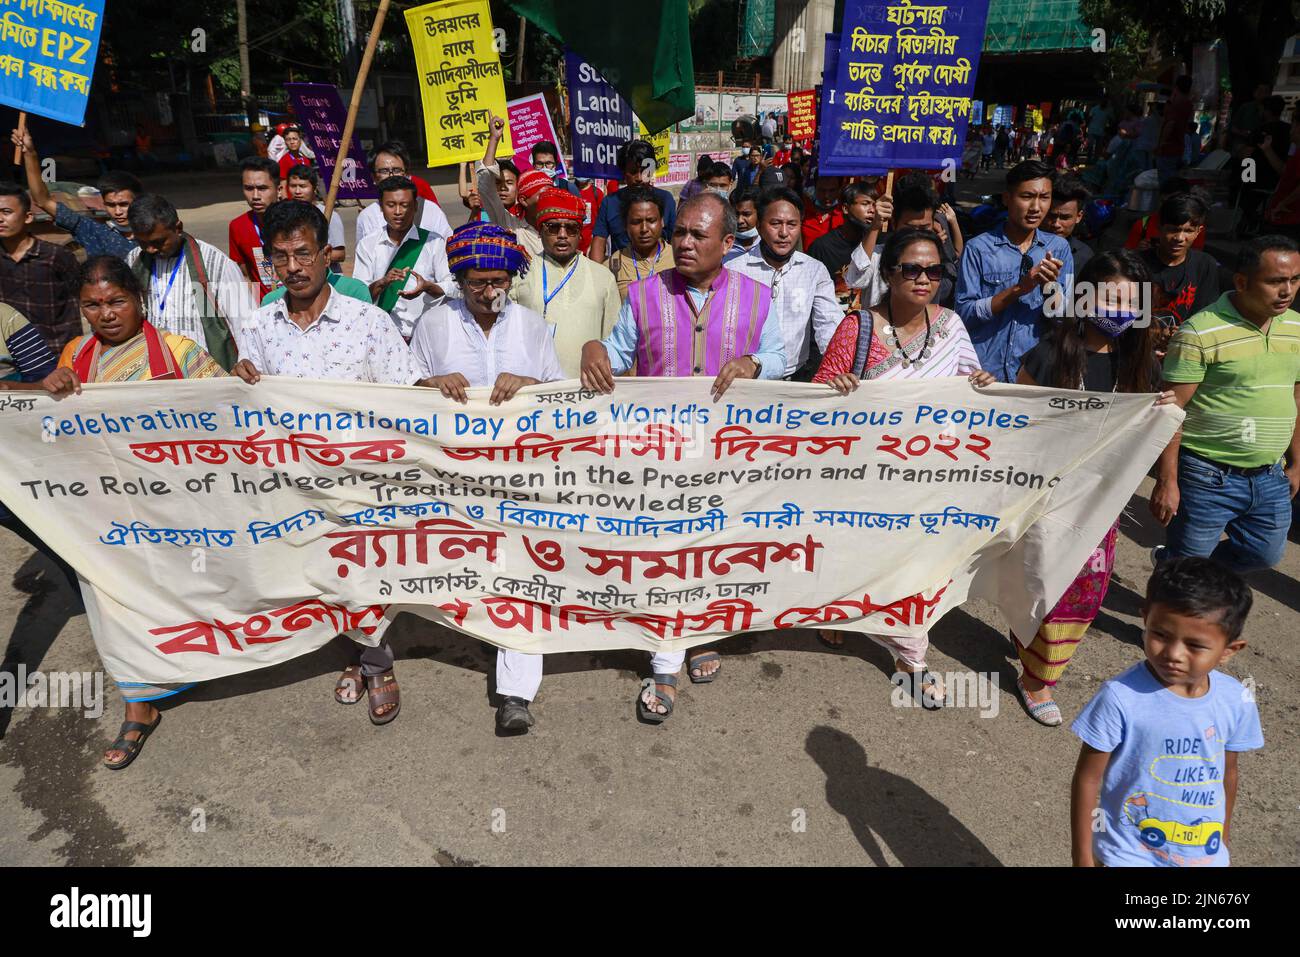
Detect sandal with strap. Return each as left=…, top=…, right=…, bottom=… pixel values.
left=103, top=712, right=162, bottom=770
left=335, top=664, right=364, bottom=705
left=637, top=673, right=677, bottom=724
left=898, top=669, right=946, bottom=710
left=366, top=671, right=401, bottom=726
left=687, top=650, right=722, bottom=684
left=1016, top=676, right=1063, bottom=727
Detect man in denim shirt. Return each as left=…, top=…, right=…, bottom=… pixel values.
left=10, top=127, right=139, bottom=259
left=956, top=161, right=1073, bottom=381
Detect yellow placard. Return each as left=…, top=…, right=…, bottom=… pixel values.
left=404, top=0, right=512, bottom=167
left=637, top=120, right=671, bottom=180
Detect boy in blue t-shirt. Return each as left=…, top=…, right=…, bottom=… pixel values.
left=1070, top=557, right=1264, bottom=867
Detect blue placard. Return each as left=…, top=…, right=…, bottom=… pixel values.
left=0, top=0, right=105, bottom=126
left=820, top=0, right=991, bottom=175
left=565, top=50, right=637, bottom=181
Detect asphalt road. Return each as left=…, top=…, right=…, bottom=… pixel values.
left=0, top=172, right=1295, bottom=867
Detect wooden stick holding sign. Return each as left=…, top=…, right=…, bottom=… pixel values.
left=13, top=113, right=26, bottom=166
left=881, top=170, right=894, bottom=233
left=324, top=0, right=390, bottom=220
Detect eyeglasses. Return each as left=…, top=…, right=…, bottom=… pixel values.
left=270, top=249, right=323, bottom=267
left=532, top=160, right=557, bottom=171
left=462, top=277, right=512, bottom=291
left=374, top=166, right=406, bottom=177
left=542, top=222, right=581, bottom=236
left=894, top=263, right=946, bottom=282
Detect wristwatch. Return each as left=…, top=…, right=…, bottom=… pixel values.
left=746, top=354, right=762, bottom=378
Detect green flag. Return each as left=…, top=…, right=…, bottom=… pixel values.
left=504, top=0, right=695, bottom=133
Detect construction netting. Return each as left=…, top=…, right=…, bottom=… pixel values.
left=983, top=0, right=1094, bottom=53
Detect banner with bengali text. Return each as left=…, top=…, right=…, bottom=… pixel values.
left=506, top=92, right=563, bottom=176
left=822, top=0, right=991, bottom=174
left=0, top=378, right=1180, bottom=686
left=0, top=0, right=103, bottom=126
left=404, top=0, right=512, bottom=167
left=787, top=89, right=817, bottom=141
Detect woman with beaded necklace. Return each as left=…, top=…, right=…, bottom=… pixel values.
left=811, top=225, right=994, bottom=707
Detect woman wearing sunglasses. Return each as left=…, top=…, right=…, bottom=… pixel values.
left=812, top=225, right=994, bottom=707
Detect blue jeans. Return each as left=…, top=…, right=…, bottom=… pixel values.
left=1165, top=452, right=1293, bottom=572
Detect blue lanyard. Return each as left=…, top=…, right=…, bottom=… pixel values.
left=633, top=242, right=663, bottom=282
left=541, top=257, right=578, bottom=316
left=152, top=254, right=184, bottom=315
left=250, top=213, right=263, bottom=246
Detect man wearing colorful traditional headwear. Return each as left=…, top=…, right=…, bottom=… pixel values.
left=580, top=191, right=786, bottom=723
left=510, top=186, right=621, bottom=376
left=409, top=221, right=564, bottom=734
left=474, top=116, right=547, bottom=259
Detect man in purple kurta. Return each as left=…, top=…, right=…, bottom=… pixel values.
left=580, top=192, right=786, bottom=722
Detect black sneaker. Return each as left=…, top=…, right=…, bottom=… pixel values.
left=496, top=696, right=534, bottom=733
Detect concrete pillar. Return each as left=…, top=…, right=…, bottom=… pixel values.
left=771, top=0, right=838, bottom=92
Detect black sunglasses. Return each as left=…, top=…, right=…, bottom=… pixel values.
left=894, top=263, right=946, bottom=282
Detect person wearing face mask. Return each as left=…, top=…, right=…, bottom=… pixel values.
left=726, top=186, right=841, bottom=380
left=807, top=182, right=878, bottom=295
left=802, top=175, right=849, bottom=249
left=1015, top=250, right=1173, bottom=725
left=408, top=222, right=565, bottom=734
left=608, top=184, right=674, bottom=298
left=813, top=226, right=994, bottom=705
left=529, top=141, right=581, bottom=197
left=723, top=185, right=761, bottom=263
left=476, top=115, right=553, bottom=259
left=510, top=187, right=621, bottom=375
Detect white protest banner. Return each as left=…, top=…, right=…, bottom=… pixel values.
left=0, top=379, right=1180, bottom=687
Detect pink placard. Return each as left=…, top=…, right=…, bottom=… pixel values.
left=507, top=93, right=564, bottom=176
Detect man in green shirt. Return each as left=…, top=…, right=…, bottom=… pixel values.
left=261, top=271, right=372, bottom=307
left=1152, top=236, right=1300, bottom=571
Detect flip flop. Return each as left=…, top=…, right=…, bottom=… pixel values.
left=817, top=629, right=846, bottom=650
left=687, top=650, right=721, bottom=684
left=637, top=674, right=677, bottom=724
left=366, top=672, right=401, bottom=726
left=103, top=712, right=162, bottom=770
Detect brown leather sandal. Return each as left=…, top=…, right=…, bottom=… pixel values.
left=335, top=664, right=364, bottom=704
left=365, top=671, right=401, bottom=725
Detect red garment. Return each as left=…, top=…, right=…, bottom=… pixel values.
left=1266, top=151, right=1300, bottom=226
left=278, top=152, right=312, bottom=180
left=1124, top=213, right=1207, bottom=250
left=577, top=182, right=605, bottom=253
left=802, top=198, right=845, bottom=250
left=812, top=313, right=880, bottom=383
left=228, top=211, right=276, bottom=300
left=411, top=174, right=440, bottom=205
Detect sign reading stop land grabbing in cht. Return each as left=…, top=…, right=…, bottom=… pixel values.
left=405, top=0, right=512, bottom=167
left=0, top=0, right=105, bottom=126
left=284, top=82, right=376, bottom=200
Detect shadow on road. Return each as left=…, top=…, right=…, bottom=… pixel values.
left=806, top=724, right=1002, bottom=866
left=0, top=552, right=83, bottom=739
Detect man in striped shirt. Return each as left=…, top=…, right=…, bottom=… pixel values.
left=1152, top=235, right=1300, bottom=571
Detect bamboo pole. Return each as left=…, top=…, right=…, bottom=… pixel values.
left=325, top=0, right=391, bottom=219
left=13, top=111, right=25, bottom=166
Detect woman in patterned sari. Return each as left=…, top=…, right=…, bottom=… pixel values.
left=42, top=255, right=226, bottom=769
left=813, top=227, right=994, bottom=708
left=1013, top=250, right=1174, bottom=725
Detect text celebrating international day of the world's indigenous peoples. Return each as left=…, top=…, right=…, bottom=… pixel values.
left=0, top=377, right=1179, bottom=686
